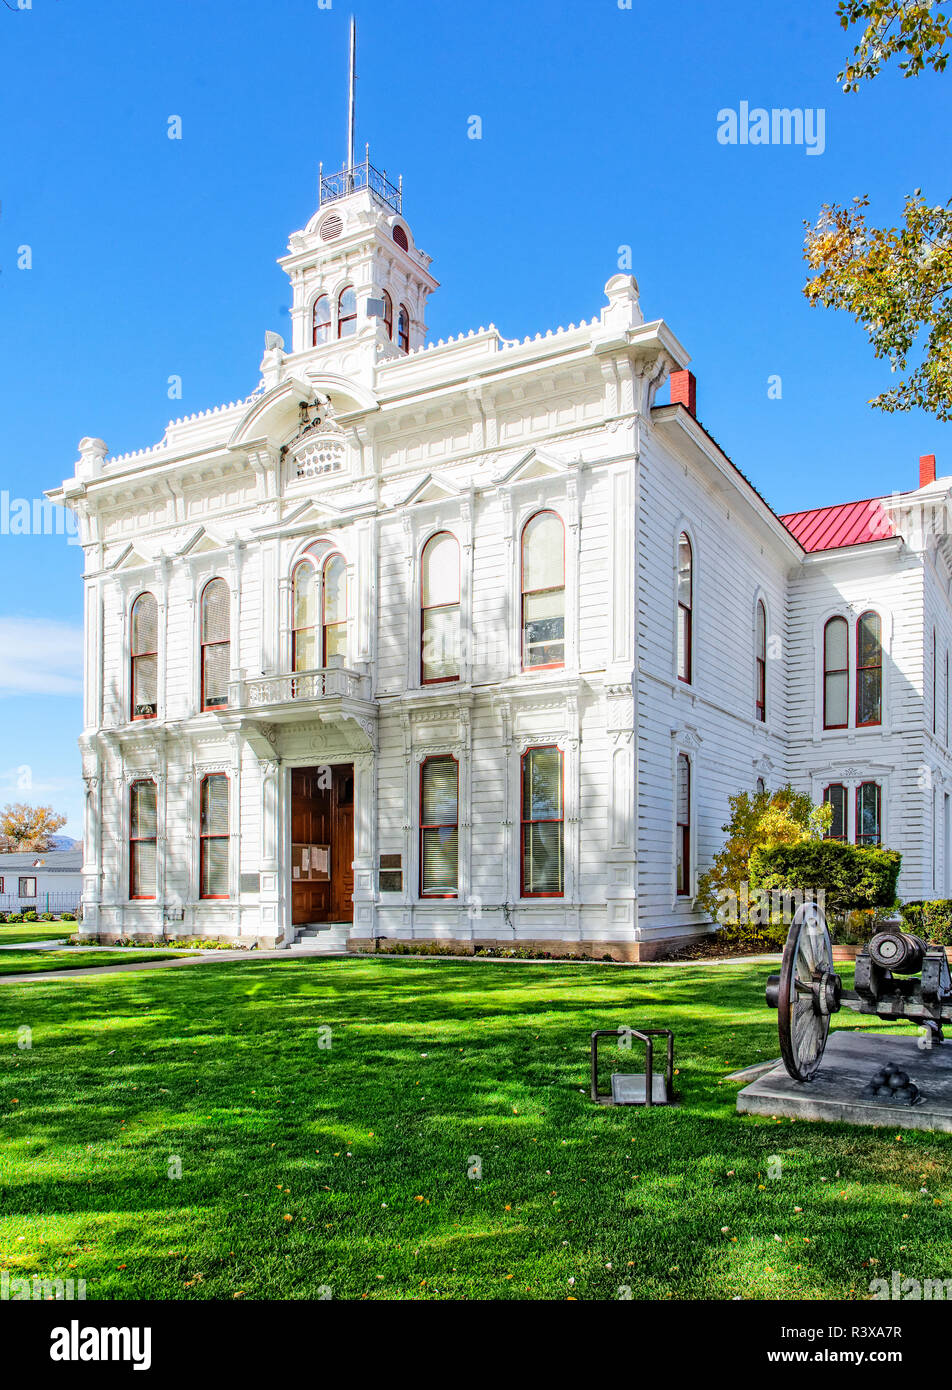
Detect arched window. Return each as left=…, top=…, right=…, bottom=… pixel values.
left=521, top=512, right=565, bottom=670
left=823, top=616, right=849, bottom=729
left=312, top=295, right=331, bottom=346
left=200, top=578, right=230, bottom=711
left=676, top=753, right=691, bottom=895
left=676, top=534, right=692, bottom=683
left=200, top=773, right=230, bottom=898
left=420, top=756, right=459, bottom=897
left=322, top=553, right=347, bottom=668
left=292, top=562, right=320, bottom=672
left=338, top=285, right=357, bottom=338
left=856, top=782, right=882, bottom=847
left=381, top=290, right=393, bottom=340
left=933, top=627, right=938, bottom=735
left=823, top=783, right=848, bottom=841
left=856, top=610, right=882, bottom=727
left=421, top=532, right=460, bottom=683
left=397, top=304, right=410, bottom=353
left=755, top=600, right=767, bottom=722
left=393, top=224, right=409, bottom=251
left=130, top=592, right=158, bottom=721
left=129, top=780, right=157, bottom=899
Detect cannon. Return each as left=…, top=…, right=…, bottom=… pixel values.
left=765, top=902, right=952, bottom=1082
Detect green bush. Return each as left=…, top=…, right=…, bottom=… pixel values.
left=22, top=911, right=38, bottom=922
left=715, top=918, right=790, bottom=952
left=0, top=913, right=7, bottom=924
left=59, top=912, right=76, bottom=922
left=899, top=900, right=952, bottom=946
left=6, top=913, right=23, bottom=923
left=749, top=841, right=901, bottom=918
left=39, top=912, right=55, bottom=922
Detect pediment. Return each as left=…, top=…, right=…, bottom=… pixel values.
left=495, top=448, right=574, bottom=486
left=177, top=527, right=225, bottom=557
left=402, top=473, right=463, bottom=507
left=110, top=544, right=150, bottom=571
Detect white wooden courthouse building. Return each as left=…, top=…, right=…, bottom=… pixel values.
left=50, top=153, right=952, bottom=957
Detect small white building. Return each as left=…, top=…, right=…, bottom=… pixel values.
left=48, top=149, right=952, bottom=958
left=0, top=849, right=83, bottom=915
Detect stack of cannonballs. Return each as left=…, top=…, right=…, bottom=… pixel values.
left=861, top=1060, right=923, bottom=1106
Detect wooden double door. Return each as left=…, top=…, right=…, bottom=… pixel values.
left=290, top=764, right=355, bottom=924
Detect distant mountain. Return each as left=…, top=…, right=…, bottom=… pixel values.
left=48, top=836, right=80, bottom=850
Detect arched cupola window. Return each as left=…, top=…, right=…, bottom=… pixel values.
left=292, top=562, right=320, bottom=672
left=131, top=592, right=158, bottom=721
left=322, top=553, right=347, bottom=668
left=755, top=599, right=767, bottom=722
left=338, top=285, right=357, bottom=338
left=200, top=578, right=230, bottom=711
left=421, top=532, right=461, bottom=684
left=397, top=305, right=410, bottom=354
left=521, top=512, right=565, bottom=671
left=381, top=290, right=393, bottom=340
left=312, top=295, right=331, bottom=346
left=856, top=611, right=882, bottom=727
left=823, top=616, right=849, bottom=729
left=676, top=533, right=692, bottom=684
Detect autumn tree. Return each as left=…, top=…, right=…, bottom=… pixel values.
left=804, top=3, right=952, bottom=419
left=0, top=803, right=68, bottom=852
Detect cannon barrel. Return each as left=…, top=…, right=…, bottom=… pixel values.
left=868, top=930, right=928, bottom=975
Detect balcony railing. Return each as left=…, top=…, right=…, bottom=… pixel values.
left=319, top=156, right=402, bottom=215
left=235, top=667, right=371, bottom=710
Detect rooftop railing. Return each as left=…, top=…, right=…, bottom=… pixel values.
left=318, top=154, right=402, bottom=215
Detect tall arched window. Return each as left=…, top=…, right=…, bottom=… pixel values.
left=338, top=285, right=357, bottom=338
left=397, top=304, right=410, bottom=353
left=322, top=553, right=347, bottom=668
left=521, top=512, right=565, bottom=670
left=130, top=592, right=158, bottom=721
left=200, top=578, right=230, bottom=711
left=381, top=290, right=393, bottom=340
left=676, top=533, right=692, bottom=683
left=292, top=562, right=320, bottom=671
left=129, top=779, right=157, bottom=899
left=676, top=753, right=691, bottom=895
left=312, top=295, right=331, bottom=346
left=421, top=532, right=460, bottom=683
left=856, top=610, right=882, bottom=727
left=823, top=616, right=849, bottom=729
left=856, top=782, right=882, bottom=847
left=521, top=746, right=564, bottom=897
left=755, top=600, right=767, bottom=722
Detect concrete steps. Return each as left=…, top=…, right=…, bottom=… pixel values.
left=290, top=923, right=351, bottom=954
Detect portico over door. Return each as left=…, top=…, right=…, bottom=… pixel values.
left=290, top=763, right=355, bottom=924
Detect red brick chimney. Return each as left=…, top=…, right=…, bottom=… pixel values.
left=670, top=369, right=697, bottom=418
left=920, top=453, right=937, bottom=488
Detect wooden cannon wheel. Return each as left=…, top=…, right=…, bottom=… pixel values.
left=776, top=903, right=841, bottom=1082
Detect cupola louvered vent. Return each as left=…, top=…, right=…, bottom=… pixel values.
left=320, top=214, right=344, bottom=241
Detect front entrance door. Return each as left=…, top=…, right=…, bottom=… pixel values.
left=290, top=764, right=354, bottom=924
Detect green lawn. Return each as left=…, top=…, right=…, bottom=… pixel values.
left=0, top=956, right=948, bottom=1301
left=0, top=950, right=182, bottom=977
left=0, top=923, right=73, bottom=945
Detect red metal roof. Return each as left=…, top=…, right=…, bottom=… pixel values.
left=780, top=497, right=895, bottom=552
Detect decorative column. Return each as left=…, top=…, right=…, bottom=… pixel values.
left=352, top=747, right=377, bottom=941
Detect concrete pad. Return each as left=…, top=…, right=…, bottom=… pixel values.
left=737, top=1031, right=952, bottom=1132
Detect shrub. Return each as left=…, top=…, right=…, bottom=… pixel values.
left=0, top=913, right=7, bottom=924
left=22, top=911, right=38, bottom=922
left=39, top=912, right=55, bottom=922
left=59, top=912, right=76, bottom=922
left=899, top=900, right=952, bottom=946
left=6, top=913, right=23, bottom=923
left=750, top=840, right=901, bottom=918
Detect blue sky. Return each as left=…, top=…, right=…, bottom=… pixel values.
left=1, top=0, right=949, bottom=835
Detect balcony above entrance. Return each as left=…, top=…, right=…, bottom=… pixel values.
left=228, top=666, right=372, bottom=721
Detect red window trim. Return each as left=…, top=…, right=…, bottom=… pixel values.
left=933, top=627, right=938, bottom=735
left=337, top=285, right=357, bottom=338
left=755, top=600, right=766, bottom=722
left=312, top=294, right=331, bottom=346
left=420, top=532, right=461, bottom=686
left=855, top=781, right=882, bottom=848
left=397, top=304, right=410, bottom=354
left=200, top=773, right=230, bottom=900
left=822, top=782, right=848, bottom=841
left=676, top=753, right=691, bottom=896
left=130, top=592, right=158, bottom=723
left=291, top=559, right=319, bottom=672
left=419, top=755, right=459, bottom=899
left=18, top=877, right=36, bottom=899
left=200, top=577, right=230, bottom=712
left=0, top=877, right=4, bottom=894
left=677, top=533, right=693, bottom=685
left=521, top=510, right=566, bottom=674
left=129, top=778, right=157, bottom=901
left=520, top=744, right=565, bottom=899
left=321, top=553, right=347, bottom=668
left=823, top=615, right=849, bottom=730
left=855, top=610, right=882, bottom=729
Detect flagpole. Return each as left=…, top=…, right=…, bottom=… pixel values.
left=347, top=16, right=356, bottom=173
